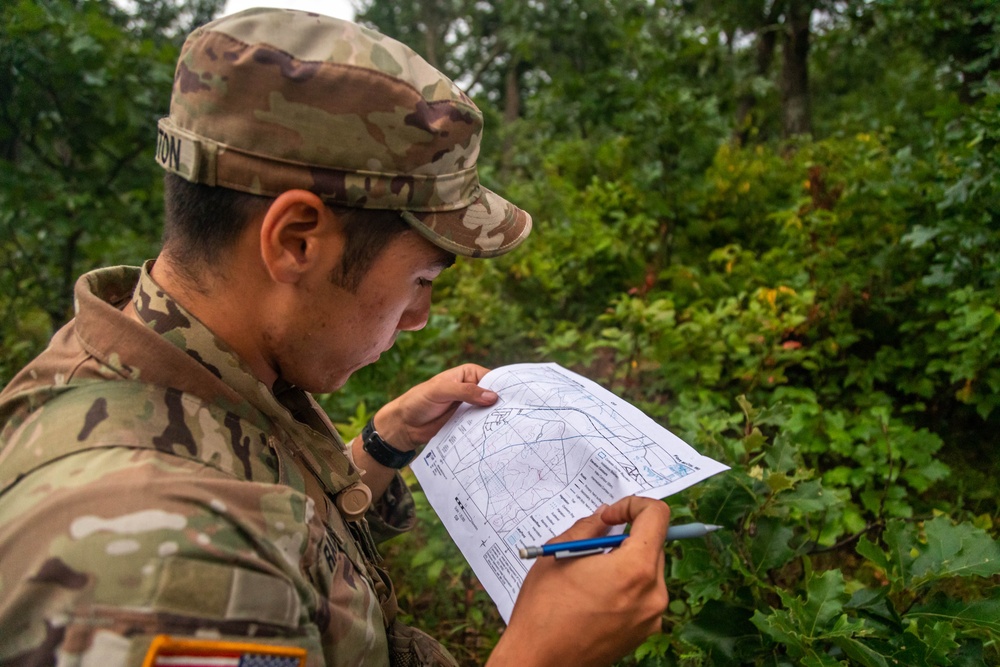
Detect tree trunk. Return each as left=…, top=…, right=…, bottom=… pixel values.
left=55, top=226, right=83, bottom=326
left=780, top=0, right=813, bottom=137
left=734, top=25, right=778, bottom=144
left=418, top=2, right=442, bottom=69
left=500, top=58, right=521, bottom=175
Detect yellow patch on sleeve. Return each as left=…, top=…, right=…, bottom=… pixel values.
left=142, top=636, right=306, bottom=667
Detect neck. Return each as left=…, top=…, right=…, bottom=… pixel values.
left=150, top=251, right=279, bottom=388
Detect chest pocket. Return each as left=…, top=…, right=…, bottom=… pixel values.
left=297, top=460, right=399, bottom=626
left=292, top=446, right=458, bottom=667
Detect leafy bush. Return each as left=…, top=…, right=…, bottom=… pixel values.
left=351, top=111, right=1000, bottom=665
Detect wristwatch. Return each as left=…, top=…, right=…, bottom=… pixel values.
left=361, top=417, right=417, bottom=469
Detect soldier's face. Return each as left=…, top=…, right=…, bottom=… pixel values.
left=272, top=230, right=453, bottom=393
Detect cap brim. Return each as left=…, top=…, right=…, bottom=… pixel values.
left=399, top=186, right=532, bottom=258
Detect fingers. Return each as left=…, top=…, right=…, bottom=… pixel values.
left=376, top=364, right=497, bottom=449
left=438, top=364, right=497, bottom=404
left=601, top=496, right=671, bottom=543
left=499, top=497, right=671, bottom=666
left=433, top=376, right=497, bottom=406
left=454, top=362, right=491, bottom=383
left=543, top=497, right=670, bottom=553
left=600, top=495, right=666, bottom=525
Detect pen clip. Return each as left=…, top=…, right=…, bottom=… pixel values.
left=553, top=547, right=608, bottom=560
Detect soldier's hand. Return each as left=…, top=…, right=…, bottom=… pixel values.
left=372, top=363, right=498, bottom=453
left=488, top=496, right=671, bottom=667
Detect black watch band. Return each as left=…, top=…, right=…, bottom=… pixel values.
left=362, top=417, right=417, bottom=469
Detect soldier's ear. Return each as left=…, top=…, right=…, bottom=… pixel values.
left=259, top=190, right=343, bottom=284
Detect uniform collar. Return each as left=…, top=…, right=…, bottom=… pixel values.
left=129, top=260, right=277, bottom=425
left=74, top=262, right=361, bottom=492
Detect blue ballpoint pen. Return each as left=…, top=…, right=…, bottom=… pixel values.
left=518, top=522, right=723, bottom=559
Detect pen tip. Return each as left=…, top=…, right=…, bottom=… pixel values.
left=518, top=547, right=528, bottom=558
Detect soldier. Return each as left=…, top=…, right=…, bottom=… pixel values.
left=0, top=8, right=671, bottom=666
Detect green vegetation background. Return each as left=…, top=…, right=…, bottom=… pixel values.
left=1, top=1, right=998, bottom=665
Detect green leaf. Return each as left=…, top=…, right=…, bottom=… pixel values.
left=919, top=622, right=960, bottom=664
left=799, top=569, right=850, bottom=637
left=426, top=558, right=445, bottom=583
left=633, top=632, right=672, bottom=662
left=735, top=394, right=757, bottom=423
left=752, top=569, right=855, bottom=661
left=763, top=431, right=799, bottom=473
left=857, top=537, right=894, bottom=584
left=744, top=426, right=768, bottom=454
left=831, top=637, right=890, bottom=667
left=844, top=586, right=901, bottom=631
left=679, top=600, right=762, bottom=667
left=901, top=224, right=940, bottom=248
left=911, top=516, right=1000, bottom=582
left=909, top=596, right=1000, bottom=634
left=766, top=471, right=796, bottom=494
left=883, top=520, right=919, bottom=587
left=670, top=539, right=729, bottom=605
left=800, top=652, right=842, bottom=667
left=696, top=469, right=761, bottom=527
left=411, top=544, right=437, bottom=567
left=781, top=479, right=840, bottom=515
left=748, top=518, right=797, bottom=574
left=751, top=608, right=809, bottom=656
left=950, top=639, right=988, bottom=667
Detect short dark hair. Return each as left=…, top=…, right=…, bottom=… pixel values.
left=327, top=203, right=412, bottom=292
left=162, top=172, right=270, bottom=264
left=162, top=172, right=410, bottom=292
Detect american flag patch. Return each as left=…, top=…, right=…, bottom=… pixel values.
left=142, top=636, right=306, bottom=667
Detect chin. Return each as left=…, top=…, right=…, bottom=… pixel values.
left=284, top=370, right=349, bottom=395
left=287, top=355, right=381, bottom=394
left=315, top=375, right=351, bottom=394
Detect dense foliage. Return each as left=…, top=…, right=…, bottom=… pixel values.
left=2, top=1, right=997, bottom=665
left=0, top=0, right=221, bottom=379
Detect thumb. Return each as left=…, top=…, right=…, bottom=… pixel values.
left=546, top=504, right=612, bottom=544
left=460, top=384, right=498, bottom=406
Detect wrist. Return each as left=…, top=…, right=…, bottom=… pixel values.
left=362, top=416, right=417, bottom=469
left=487, top=631, right=554, bottom=667
left=372, top=405, right=417, bottom=452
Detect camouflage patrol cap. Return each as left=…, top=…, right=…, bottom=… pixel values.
left=156, top=8, right=531, bottom=258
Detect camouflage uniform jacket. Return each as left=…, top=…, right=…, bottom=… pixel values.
left=0, top=264, right=449, bottom=666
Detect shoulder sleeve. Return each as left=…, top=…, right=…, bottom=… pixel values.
left=365, top=471, right=416, bottom=543
left=0, top=448, right=327, bottom=666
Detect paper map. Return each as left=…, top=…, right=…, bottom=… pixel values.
left=410, top=363, right=729, bottom=622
